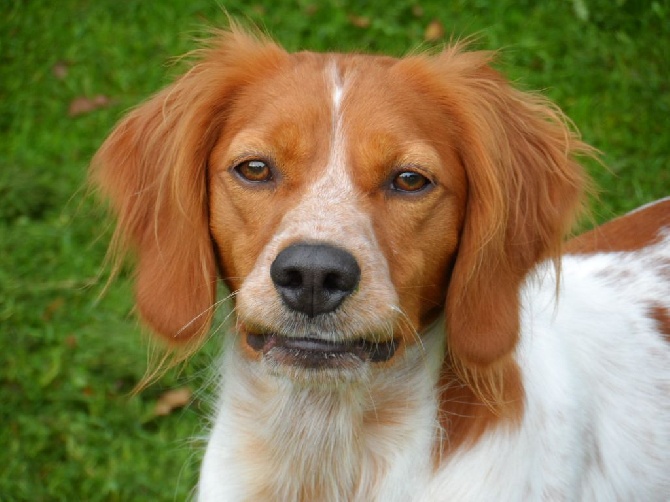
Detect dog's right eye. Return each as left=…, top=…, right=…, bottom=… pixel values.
left=391, top=170, right=431, bottom=193
left=234, top=160, right=273, bottom=183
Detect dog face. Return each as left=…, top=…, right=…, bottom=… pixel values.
left=208, top=52, right=467, bottom=380
left=93, top=28, right=588, bottom=400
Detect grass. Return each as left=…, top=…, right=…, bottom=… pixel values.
left=1, top=0, right=668, bottom=499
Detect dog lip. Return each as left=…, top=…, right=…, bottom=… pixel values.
left=245, top=332, right=398, bottom=364
left=282, top=337, right=360, bottom=354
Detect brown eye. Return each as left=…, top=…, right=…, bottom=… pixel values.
left=235, top=160, right=273, bottom=183
left=391, top=171, right=431, bottom=193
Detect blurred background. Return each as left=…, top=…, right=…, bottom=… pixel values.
left=1, top=0, right=668, bottom=499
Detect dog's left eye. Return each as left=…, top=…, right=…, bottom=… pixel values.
left=391, top=171, right=431, bottom=193
left=234, top=160, right=273, bottom=183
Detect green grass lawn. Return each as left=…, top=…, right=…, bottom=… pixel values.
left=1, top=0, right=668, bottom=499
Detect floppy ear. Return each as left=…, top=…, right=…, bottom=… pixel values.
left=91, top=28, right=287, bottom=344
left=428, top=48, right=592, bottom=404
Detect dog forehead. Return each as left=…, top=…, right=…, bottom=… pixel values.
left=223, top=50, right=430, bottom=132
left=218, top=52, right=442, bottom=182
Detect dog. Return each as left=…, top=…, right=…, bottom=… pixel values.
left=92, top=27, right=670, bottom=500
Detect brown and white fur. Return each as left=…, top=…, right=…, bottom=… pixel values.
left=92, top=27, right=670, bottom=501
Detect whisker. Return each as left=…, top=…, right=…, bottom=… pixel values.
left=390, top=305, right=426, bottom=355
left=174, top=291, right=238, bottom=338
left=135, top=290, right=241, bottom=392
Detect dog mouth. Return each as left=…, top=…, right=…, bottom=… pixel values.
left=246, top=332, right=399, bottom=369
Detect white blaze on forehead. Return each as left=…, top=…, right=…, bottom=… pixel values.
left=330, top=61, right=344, bottom=110
left=274, top=61, right=356, bottom=240
left=320, top=60, right=352, bottom=196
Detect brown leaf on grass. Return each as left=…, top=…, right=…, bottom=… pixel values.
left=349, top=15, right=371, bottom=29
left=154, top=387, right=193, bottom=416
left=42, top=297, right=65, bottom=321
left=424, top=19, right=445, bottom=42
left=52, top=61, right=69, bottom=80
left=68, top=95, right=112, bottom=117
left=412, top=5, right=424, bottom=17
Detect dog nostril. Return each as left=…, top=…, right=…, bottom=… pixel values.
left=323, top=271, right=353, bottom=292
left=323, top=272, right=338, bottom=291
left=272, top=267, right=303, bottom=289
left=285, top=269, right=303, bottom=289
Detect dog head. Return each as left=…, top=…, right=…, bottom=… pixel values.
left=92, top=27, right=589, bottom=406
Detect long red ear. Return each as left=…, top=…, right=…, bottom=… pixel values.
left=91, top=28, right=287, bottom=344
left=426, top=48, right=593, bottom=405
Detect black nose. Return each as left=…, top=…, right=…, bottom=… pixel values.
left=270, top=243, right=361, bottom=317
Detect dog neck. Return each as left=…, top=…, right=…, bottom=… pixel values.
left=205, top=322, right=445, bottom=500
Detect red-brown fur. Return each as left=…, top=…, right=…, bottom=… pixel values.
left=566, top=198, right=670, bottom=254
left=650, top=305, right=670, bottom=342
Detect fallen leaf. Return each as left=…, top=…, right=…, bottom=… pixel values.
left=52, top=61, right=69, bottom=80
left=68, top=95, right=112, bottom=117
left=154, top=387, right=193, bottom=416
left=349, top=15, right=371, bottom=29
left=64, top=335, right=78, bottom=349
left=424, top=19, right=445, bottom=42
left=43, top=297, right=65, bottom=321
left=412, top=5, right=424, bottom=17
